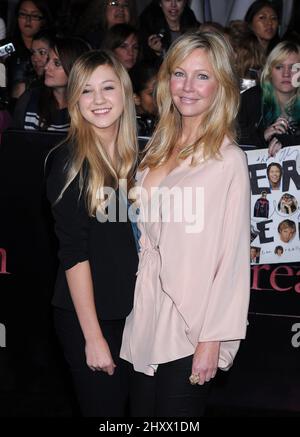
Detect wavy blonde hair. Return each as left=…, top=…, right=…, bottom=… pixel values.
left=58, top=50, right=138, bottom=216
left=140, top=31, right=240, bottom=169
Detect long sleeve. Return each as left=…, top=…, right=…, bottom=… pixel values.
left=12, top=88, right=32, bottom=129
left=198, top=148, right=251, bottom=368
left=46, top=145, right=90, bottom=271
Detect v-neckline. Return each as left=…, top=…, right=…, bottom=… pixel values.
left=139, top=155, right=192, bottom=206
left=140, top=157, right=189, bottom=200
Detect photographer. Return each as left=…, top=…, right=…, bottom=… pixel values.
left=139, top=0, right=199, bottom=62
left=5, top=0, right=53, bottom=103
left=238, top=41, right=300, bottom=155
left=0, top=42, right=14, bottom=141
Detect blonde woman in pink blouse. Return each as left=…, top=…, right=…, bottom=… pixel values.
left=121, top=31, right=251, bottom=417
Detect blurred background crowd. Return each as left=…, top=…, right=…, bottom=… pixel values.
left=0, top=0, right=299, bottom=148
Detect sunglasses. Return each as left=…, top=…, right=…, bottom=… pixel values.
left=107, top=1, right=129, bottom=9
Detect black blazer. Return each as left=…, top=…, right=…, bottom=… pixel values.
left=238, top=86, right=266, bottom=148
left=46, top=143, right=138, bottom=320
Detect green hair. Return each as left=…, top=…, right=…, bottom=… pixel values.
left=262, top=82, right=300, bottom=126
left=261, top=41, right=300, bottom=128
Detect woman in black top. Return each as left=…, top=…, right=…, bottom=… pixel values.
left=13, top=36, right=90, bottom=131
left=238, top=41, right=300, bottom=153
left=7, top=0, right=53, bottom=100
left=46, top=50, right=138, bottom=417
left=244, top=0, right=280, bottom=54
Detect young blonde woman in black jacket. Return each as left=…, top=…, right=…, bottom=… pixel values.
left=47, top=50, right=138, bottom=417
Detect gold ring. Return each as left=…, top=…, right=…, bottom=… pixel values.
left=189, top=374, right=200, bottom=385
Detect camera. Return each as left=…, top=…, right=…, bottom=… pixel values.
left=0, top=43, right=15, bottom=57
left=157, top=29, right=166, bottom=39
left=270, top=120, right=298, bottom=142
left=286, top=120, right=297, bottom=135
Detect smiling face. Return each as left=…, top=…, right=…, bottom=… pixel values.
left=271, top=52, right=300, bottom=98
left=106, top=0, right=130, bottom=28
left=78, top=64, right=124, bottom=136
left=250, top=6, right=278, bottom=46
left=160, top=0, right=186, bottom=30
left=170, top=48, right=218, bottom=127
left=113, top=33, right=139, bottom=70
left=268, top=165, right=281, bottom=187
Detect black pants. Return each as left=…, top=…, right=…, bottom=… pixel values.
left=54, top=307, right=130, bottom=417
left=129, top=355, right=212, bottom=417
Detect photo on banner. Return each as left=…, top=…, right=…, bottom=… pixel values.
left=246, top=145, right=300, bottom=264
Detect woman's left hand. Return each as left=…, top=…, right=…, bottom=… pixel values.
left=190, top=341, right=220, bottom=385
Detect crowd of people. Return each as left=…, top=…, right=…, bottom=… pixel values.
left=0, top=0, right=299, bottom=149
left=1, top=0, right=300, bottom=418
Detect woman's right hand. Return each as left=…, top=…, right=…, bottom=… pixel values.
left=85, top=336, right=116, bottom=376
left=264, top=117, right=289, bottom=141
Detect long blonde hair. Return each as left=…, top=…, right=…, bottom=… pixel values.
left=141, top=31, right=240, bottom=169
left=59, top=50, right=138, bottom=216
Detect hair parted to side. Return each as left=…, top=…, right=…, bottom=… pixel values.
left=58, top=50, right=137, bottom=216
left=260, top=41, right=300, bottom=125
left=38, top=36, right=90, bottom=130
left=140, top=31, right=240, bottom=170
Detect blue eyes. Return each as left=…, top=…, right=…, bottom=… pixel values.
left=173, top=71, right=209, bottom=80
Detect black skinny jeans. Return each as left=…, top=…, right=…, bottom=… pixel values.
left=54, top=307, right=130, bottom=417
left=129, top=355, right=212, bottom=417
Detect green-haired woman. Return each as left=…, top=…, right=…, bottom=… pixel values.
left=238, top=41, right=300, bottom=155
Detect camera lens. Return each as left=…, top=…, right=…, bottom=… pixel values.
left=5, top=45, right=13, bottom=54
